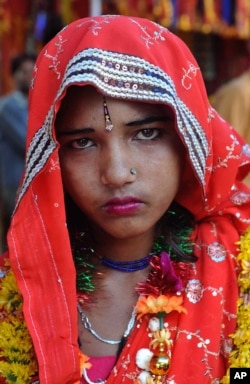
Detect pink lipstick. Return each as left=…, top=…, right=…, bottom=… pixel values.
left=103, top=197, right=144, bottom=215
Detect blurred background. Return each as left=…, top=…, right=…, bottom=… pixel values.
left=0, top=0, right=250, bottom=252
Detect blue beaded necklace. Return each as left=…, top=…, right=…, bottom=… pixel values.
left=72, top=227, right=194, bottom=296
left=101, top=253, right=153, bottom=272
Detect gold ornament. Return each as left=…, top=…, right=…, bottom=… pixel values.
left=149, top=354, right=170, bottom=375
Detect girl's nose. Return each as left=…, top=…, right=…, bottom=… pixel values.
left=100, top=143, right=136, bottom=187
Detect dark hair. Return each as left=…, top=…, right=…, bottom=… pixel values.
left=10, top=53, right=37, bottom=75
left=156, top=201, right=197, bottom=263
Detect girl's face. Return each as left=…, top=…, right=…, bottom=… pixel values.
left=56, top=86, right=183, bottom=242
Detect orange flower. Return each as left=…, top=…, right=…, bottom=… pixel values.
left=136, top=294, right=187, bottom=319
left=79, top=351, right=92, bottom=372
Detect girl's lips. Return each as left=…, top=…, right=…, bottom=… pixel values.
left=103, top=197, right=144, bottom=215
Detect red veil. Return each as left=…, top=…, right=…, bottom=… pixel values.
left=6, top=16, right=250, bottom=383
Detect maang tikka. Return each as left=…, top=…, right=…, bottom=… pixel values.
left=103, top=96, right=114, bottom=132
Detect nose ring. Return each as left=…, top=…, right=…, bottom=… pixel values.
left=130, top=168, right=137, bottom=176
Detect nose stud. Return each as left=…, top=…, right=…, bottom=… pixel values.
left=130, top=168, right=137, bottom=176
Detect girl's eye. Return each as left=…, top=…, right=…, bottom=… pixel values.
left=70, top=138, right=94, bottom=149
left=135, top=128, right=160, bottom=140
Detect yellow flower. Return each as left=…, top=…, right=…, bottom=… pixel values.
left=220, top=373, right=230, bottom=384
left=0, top=269, right=22, bottom=313
left=0, top=268, right=38, bottom=383
left=0, top=360, right=38, bottom=384
left=238, top=260, right=250, bottom=291
left=221, top=228, right=250, bottom=383
left=136, top=294, right=187, bottom=319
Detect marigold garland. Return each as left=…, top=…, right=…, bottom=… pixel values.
left=0, top=227, right=249, bottom=383
left=0, top=265, right=38, bottom=384
left=221, top=228, right=250, bottom=384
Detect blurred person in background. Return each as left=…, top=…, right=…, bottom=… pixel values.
left=0, top=52, right=36, bottom=251
left=212, top=66, right=250, bottom=143
left=212, top=40, right=250, bottom=185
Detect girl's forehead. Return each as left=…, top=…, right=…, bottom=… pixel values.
left=55, top=86, right=176, bottom=137
left=58, top=85, right=174, bottom=118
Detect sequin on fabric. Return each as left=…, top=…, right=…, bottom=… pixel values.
left=207, top=242, right=227, bottom=262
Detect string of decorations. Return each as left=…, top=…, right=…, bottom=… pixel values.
left=0, top=227, right=249, bottom=382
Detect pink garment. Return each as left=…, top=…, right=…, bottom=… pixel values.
left=81, top=356, right=116, bottom=383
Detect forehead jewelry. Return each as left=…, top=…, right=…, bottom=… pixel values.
left=103, top=96, right=114, bottom=132
left=130, top=167, right=137, bottom=175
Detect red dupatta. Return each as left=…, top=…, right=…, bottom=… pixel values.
left=6, top=15, right=250, bottom=383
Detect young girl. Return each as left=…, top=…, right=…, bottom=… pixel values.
left=0, top=15, right=250, bottom=384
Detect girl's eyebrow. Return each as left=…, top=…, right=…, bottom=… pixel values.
left=57, top=127, right=94, bottom=137
left=57, top=116, right=172, bottom=136
left=125, top=115, right=172, bottom=126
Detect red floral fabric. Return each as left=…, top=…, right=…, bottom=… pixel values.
left=5, top=15, right=250, bottom=383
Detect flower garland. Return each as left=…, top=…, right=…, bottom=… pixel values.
left=0, top=228, right=249, bottom=383
left=0, top=262, right=38, bottom=384
left=221, top=227, right=250, bottom=384
left=132, top=251, right=189, bottom=384
left=0, top=262, right=91, bottom=384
